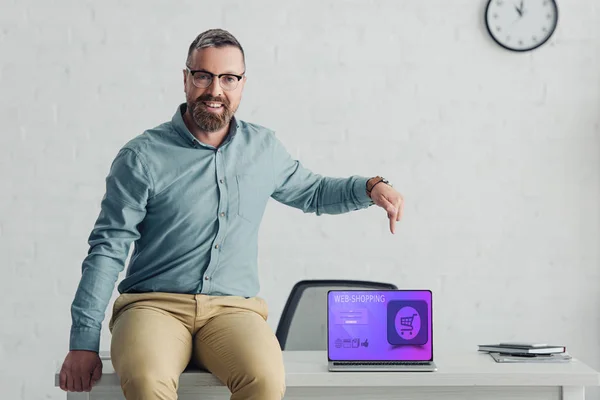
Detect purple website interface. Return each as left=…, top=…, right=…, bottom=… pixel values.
left=327, top=290, right=432, bottom=361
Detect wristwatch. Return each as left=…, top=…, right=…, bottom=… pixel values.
left=366, top=176, right=390, bottom=198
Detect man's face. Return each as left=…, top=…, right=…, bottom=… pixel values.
left=183, top=46, right=246, bottom=133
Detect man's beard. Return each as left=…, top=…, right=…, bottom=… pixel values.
left=188, top=95, right=236, bottom=133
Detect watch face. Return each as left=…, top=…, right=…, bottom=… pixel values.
left=485, top=0, right=558, bottom=52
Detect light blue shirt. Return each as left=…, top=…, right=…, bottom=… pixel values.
left=70, top=104, right=374, bottom=352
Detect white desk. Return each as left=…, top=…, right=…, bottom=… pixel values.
left=55, top=350, right=600, bottom=400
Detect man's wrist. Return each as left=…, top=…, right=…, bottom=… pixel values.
left=366, top=176, right=390, bottom=198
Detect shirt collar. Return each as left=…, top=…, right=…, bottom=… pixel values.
left=172, top=103, right=240, bottom=148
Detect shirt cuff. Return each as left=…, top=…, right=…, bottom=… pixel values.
left=69, top=327, right=101, bottom=353
left=353, top=176, right=374, bottom=207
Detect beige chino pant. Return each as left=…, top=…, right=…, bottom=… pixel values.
left=108, top=292, right=286, bottom=400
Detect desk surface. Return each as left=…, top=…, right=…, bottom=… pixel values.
left=54, top=350, right=600, bottom=389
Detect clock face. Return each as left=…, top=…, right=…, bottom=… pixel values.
left=485, top=0, right=558, bottom=52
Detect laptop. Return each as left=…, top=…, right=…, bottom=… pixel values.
left=327, top=289, right=437, bottom=372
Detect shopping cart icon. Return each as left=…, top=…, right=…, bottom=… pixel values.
left=399, top=313, right=418, bottom=336
left=387, top=300, right=428, bottom=346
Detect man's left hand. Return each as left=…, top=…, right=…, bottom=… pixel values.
left=369, top=181, right=404, bottom=234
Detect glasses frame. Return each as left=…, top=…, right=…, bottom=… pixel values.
left=186, top=67, right=245, bottom=91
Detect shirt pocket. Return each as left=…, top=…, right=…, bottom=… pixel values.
left=235, top=174, right=270, bottom=224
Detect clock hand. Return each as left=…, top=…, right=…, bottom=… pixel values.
left=514, top=3, right=523, bottom=16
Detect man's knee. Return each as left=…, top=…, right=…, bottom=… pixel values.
left=120, top=371, right=178, bottom=400
left=231, top=363, right=286, bottom=399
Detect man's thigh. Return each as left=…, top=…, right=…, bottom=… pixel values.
left=110, top=295, right=193, bottom=383
left=192, top=306, right=285, bottom=396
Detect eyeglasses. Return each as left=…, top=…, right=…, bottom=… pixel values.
left=186, top=67, right=245, bottom=91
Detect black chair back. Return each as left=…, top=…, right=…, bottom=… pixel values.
left=275, top=279, right=398, bottom=350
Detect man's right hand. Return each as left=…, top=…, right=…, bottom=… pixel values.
left=59, top=350, right=103, bottom=392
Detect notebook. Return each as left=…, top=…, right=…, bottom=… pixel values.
left=327, top=289, right=437, bottom=372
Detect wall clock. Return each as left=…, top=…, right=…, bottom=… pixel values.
left=485, top=0, right=558, bottom=52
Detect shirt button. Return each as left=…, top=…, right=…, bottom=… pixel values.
left=220, top=212, right=225, bottom=217
left=219, top=179, right=224, bottom=184
left=214, top=244, right=219, bottom=249
left=205, top=276, right=210, bottom=280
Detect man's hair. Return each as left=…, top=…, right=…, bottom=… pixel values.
left=186, top=29, right=245, bottom=69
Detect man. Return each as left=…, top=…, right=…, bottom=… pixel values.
left=59, top=29, right=404, bottom=400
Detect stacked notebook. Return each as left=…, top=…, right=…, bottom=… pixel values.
left=478, top=342, right=571, bottom=363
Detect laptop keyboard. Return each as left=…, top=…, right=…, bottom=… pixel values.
left=333, top=361, right=427, bottom=366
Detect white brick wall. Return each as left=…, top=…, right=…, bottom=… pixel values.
left=1, top=0, right=599, bottom=398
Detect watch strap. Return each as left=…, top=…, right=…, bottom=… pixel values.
left=366, top=176, right=389, bottom=197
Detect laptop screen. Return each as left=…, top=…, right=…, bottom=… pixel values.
left=327, top=290, right=432, bottom=361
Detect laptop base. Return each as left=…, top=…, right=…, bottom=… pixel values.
left=328, top=361, right=437, bottom=372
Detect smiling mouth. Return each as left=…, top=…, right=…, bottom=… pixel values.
left=203, top=102, right=224, bottom=109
